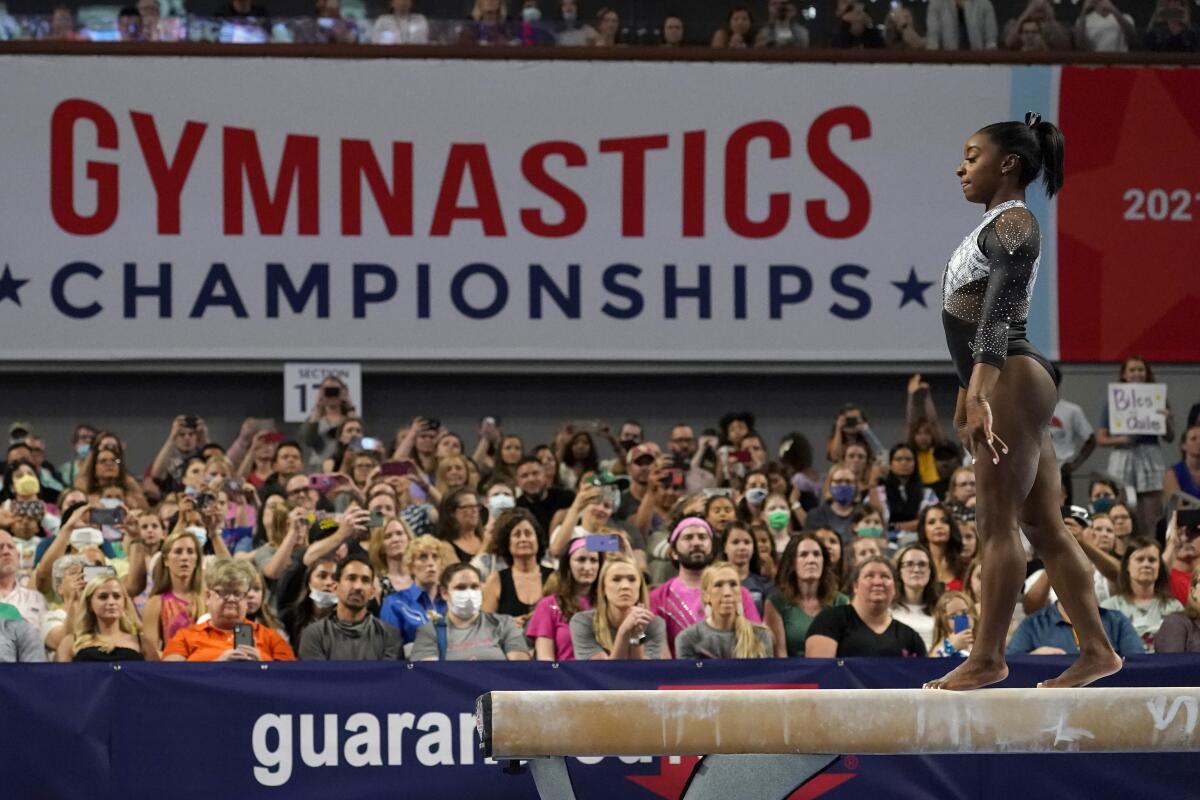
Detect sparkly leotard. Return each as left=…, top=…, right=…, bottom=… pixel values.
left=941, top=199, right=1057, bottom=389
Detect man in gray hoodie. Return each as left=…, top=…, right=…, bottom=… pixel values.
left=299, top=555, right=402, bottom=661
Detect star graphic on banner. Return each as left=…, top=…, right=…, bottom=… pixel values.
left=892, top=267, right=934, bottom=309
left=0, top=265, right=29, bottom=307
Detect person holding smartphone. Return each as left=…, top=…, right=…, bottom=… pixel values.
left=929, top=590, right=976, bottom=657
left=1143, top=0, right=1197, bottom=50
left=298, top=377, right=354, bottom=472
left=1163, top=510, right=1200, bottom=606
left=163, top=559, right=294, bottom=662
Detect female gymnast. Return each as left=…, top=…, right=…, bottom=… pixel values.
left=924, top=113, right=1122, bottom=690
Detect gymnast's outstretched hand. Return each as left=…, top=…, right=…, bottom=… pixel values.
left=964, top=396, right=1009, bottom=465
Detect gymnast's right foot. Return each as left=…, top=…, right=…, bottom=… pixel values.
left=923, top=655, right=1009, bottom=691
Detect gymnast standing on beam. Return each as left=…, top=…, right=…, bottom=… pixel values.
left=924, top=113, right=1122, bottom=690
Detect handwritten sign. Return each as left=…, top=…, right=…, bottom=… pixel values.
left=1108, top=383, right=1167, bottom=436
left=283, top=362, right=362, bottom=423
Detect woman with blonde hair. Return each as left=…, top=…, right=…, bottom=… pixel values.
left=929, top=590, right=976, bottom=658
left=676, top=561, right=773, bottom=659
left=570, top=555, right=665, bottom=660
left=434, top=454, right=472, bottom=499
left=141, top=528, right=205, bottom=654
left=368, top=516, right=414, bottom=599
left=58, top=574, right=157, bottom=661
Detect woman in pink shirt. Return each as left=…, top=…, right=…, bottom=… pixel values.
left=528, top=537, right=599, bottom=660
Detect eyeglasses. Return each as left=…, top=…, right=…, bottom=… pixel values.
left=97, top=458, right=121, bottom=466
left=900, top=561, right=930, bottom=570
left=830, top=479, right=855, bottom=486
left=287, top=488, right=310, bottom=496
left=210, top=588, right=247, bottom=601
left=456, top=503, right=481, bottom=511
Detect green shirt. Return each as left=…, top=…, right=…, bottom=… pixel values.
left=767, top=590, right=849, bottom=656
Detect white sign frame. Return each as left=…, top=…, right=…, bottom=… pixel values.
left=283, top=362, right=362, bottom=423
left=1107, top=382, right=1167, bottom=436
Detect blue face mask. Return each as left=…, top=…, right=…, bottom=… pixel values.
left=745, top=488, right=769, bottom=506
left=76, top=443, right=91, bottom=459
left=830, top=484, right=857, bottom=505
left=1091, top=497, right=1115, bottom=514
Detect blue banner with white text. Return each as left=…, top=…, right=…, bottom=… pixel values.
left=4, top=656, right=1199, bottom=799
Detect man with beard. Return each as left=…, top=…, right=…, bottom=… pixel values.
left=299, top=555, right=401, bottom=660
left=649, top=518, right=762, bottom=655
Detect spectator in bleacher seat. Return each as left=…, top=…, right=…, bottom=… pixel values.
left=722, top=522, right=773, bottom=616
left=756, top=0, right=808, bottom=47
left=369, top=516, right=413, bottom=599
left=963, top=558, right=983, bottom=618
left=650, top=517, right=761, bottom=655
left=245, top=569, right=286, bottom=637
left=42, top=554, right=87, bottom=658
left=1091, top=513, right=1116, bottom=555
left=1143, top=0, right=1198, bottom=51
left=0, top=529, right=45, bottom=631
left=58, top=424, right=96, bottom=489
left=0, top=603, right=44, bottom=662
left=278, top=556, right=338, bottom=644
left=1100, top=537, right=1182, bottom=652
left=803, top=464, right=860, bottom=545
left=1073, top=0, right=1136, bottom=52
left=298, top=377, right=353, bottom=471
left=48, top=4, right=85, bottom=40
left=917, top=504, right=965, bottom=590
left=57, top=573, right=154, bottom=662
left=571, top=554, right=665, bottom=659
left=549, top=480, right=625, bottom=561
left=1050, top=373, right=1096, bottom=507
left=1095, top=357, right=1175, bottom=533
left=516, top=455, right=575, bottom=541
left=117, top=6, right=143, bottom=40
left=490, top=435, right=525, bottom=489
left=514, top=0, right=556, bottom=45
left=482, top=509, right=552, bottom=628
left=380, top=534, right=448, bottom=643
left=928, top=589, right=975, bottom=657
left=676, top=562, right=773, bottom=658
left=764, top=532, right=847, bottom=657
left=844, top=534, right=884, bottom=587
left=711, top=5, right=754, bottom=47
left=832, top=0, right=883, bottom=48
left=883, top=444, right=930, bottom=533
left=925, top=0, right=997, bottom=49
left=371, top=0, right=430, bottom=42
left=661, top=15, right=685, bottom=46
left=826, top=404, right=885, bottom=466
left=437, top=488, right=485, bottom=564
left=883, top=2, right=925, bottom=48
left=78, top=434, right=148, bottom=509
left=1001, top=0, right=1071, bottom=49
left=1016, top=18, right=1048, bottom=51
left=1156, top=568, right=1200, bottom=653
left=1163, top=425, right=1200, bottom=509
left=142, top=528, right=204, bottom=654
left=529, top=536, right=599, bottom=659
left=163, top=559, right=295, bottom=661
left=585, top=6, right=620, bottom=45
left=1163, top=511, right=1198, bottom=607
left=1007, top=597, right=1143, bottom=658
left=411, top=563, right=530, bottom=660
left=149, top=416, right=208, bottom=499
left=137, top=0, right=163, bottom=40
left=553, top=0, right=588, bottom=43
left=805, top=555, right=926, bottom=657
left=943, top=466, right=976, bottom=520
left=1108, top=501, right=1137, bottom=558
left=216, top=0, right=269, bottom=16
left=300, top=554, right=401, bottom=660
left=890, top=543, right=941, bottom=651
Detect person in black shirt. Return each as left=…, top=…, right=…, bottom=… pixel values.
left=805, top=556, right=925, bottom=657
left=926, top=114, right=1121, bottom=691
left=514, top=456, right=574, bottom=549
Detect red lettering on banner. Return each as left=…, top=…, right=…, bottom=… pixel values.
left=519, top=141, right=587, bottom=238
left=340, top=140, right=414, bottom=236
left=806, top=106, right=871, bottom=239
left=682, top=130, right=706, bottom=237
left=222, top=128, right=320, bottom=236
left=598, top=134, right=670, bottom=237
left=725, top=121, right=791, bottom=238
left=430, top=144, right=506, bottom=236
left=130, top=112, right=207, bottom=235
left=49, top=99, right=119, bottom=235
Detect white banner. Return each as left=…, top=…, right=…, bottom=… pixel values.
left=1107, top=382, right=1168, bottom=436
left=0, top=56, right=1024, bottom=361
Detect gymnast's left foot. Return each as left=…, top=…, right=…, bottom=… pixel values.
left=1037, top=647, right=1123, bottom=689
left=923, top=655, right=1008, bottom=691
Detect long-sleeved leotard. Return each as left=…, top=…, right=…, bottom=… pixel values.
left=942, top=199, right=1057, bottom=390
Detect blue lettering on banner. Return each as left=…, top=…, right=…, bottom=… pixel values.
left=733, top=264, right=748, bottom=320
left=529, top=263, right=581, bottom=320
left=189, top=262, right=248, bottom=318
left=829, top=263, right=871, bottom=320
left=124, top=262, right=172, bottom=319
left=52, top=261, right=103, bottom=319
left=416, top=262, right=431, bottom=319
left=601, top=263, right=643, bottom=319
left=1, top=657, right=1196, bottom=800
left=267, top=262, right=330, bottom=319
left=768, top=264, right=813, bottom=319
left=451, top=263, right=508, bottom=319
left=664, top=264, right=712, bottom=320
left=353, top=263, right=397, bottom=318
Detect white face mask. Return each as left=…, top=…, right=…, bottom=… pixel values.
left=488, top=494, right=516, bottom=515
left=309, top=589, right=338, bottom=609
left=70, top=527, right=104, bottom=548
left=449, top=588, right=483, bottom=617
left=185, top=525, right=208, bottom=548
left=745, top=487, right=769, bottom=505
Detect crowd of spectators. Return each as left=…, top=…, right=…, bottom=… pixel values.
left=3, top=0, right=1197, bottom=51
left=1, top=356, right=1199, bottom=665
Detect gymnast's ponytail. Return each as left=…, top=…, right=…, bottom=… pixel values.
left=1033, top=120, right=1065, bottom=199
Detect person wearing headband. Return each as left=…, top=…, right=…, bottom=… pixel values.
left=648, top=517, right=762, bottom=656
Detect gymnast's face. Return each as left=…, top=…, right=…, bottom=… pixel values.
left=957, top=134, right=1018, bottom=205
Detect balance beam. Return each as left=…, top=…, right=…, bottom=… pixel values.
left=477, top=687, right=1200, bottom=759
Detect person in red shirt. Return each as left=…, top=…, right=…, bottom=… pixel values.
left=1164, top=511, right=1199, bottom=606
left=163, top=559, right=294, bottom=662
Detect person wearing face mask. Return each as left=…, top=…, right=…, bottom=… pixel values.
left=58, top=424, right=97, bottom=489
left=514, top=0, right=555, bottom=44
left=2, top=461, right=60, bottom=533
left=163, top=559, right=294, bottom=662
left=299, top=555, right=401, bottom=660
left=471, top=481, right=519, bottom=580
left=481, top=510, right=551, bottom=628
left=761, top=493, right=795, bottom=555
left=411, top=563, right=530, bottom=661
left=381, top=535, right=449, bottom=644
left=529, top=537, right=599, bottom=660
left=803, top=465, right=861, bottom=546
left=649, top=518, right=762, bottom=656
left=277, top=556, right=339, bottom=644
left=737, top=470, right=771, bottom=525
left=554, top=0, right=588, bottom=43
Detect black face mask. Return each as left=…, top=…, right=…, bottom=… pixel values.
left=620, top=438, right=640, bottom=451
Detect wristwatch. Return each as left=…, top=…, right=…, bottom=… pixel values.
left=629, top=632, right=647, bottom=647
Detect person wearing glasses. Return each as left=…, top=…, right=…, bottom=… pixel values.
left=803, top=464, right=861, bottom=546
left=163, top=559, right=294, bottom=662
left=891, top=543, right=943, bottom=651
left=437, top=488, right=486, bottom=565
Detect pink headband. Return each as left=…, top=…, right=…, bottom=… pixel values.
left=568, top=536, right=589, bottom=556
left=670, top=516, right=713, bottom=544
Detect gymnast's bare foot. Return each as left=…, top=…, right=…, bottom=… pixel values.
left=923, top=655, right=1009, bottom=690
left=1037, top=649, right=1123, bottom=689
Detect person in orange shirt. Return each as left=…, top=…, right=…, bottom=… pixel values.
left=163, top=559, right=294, bottom=662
